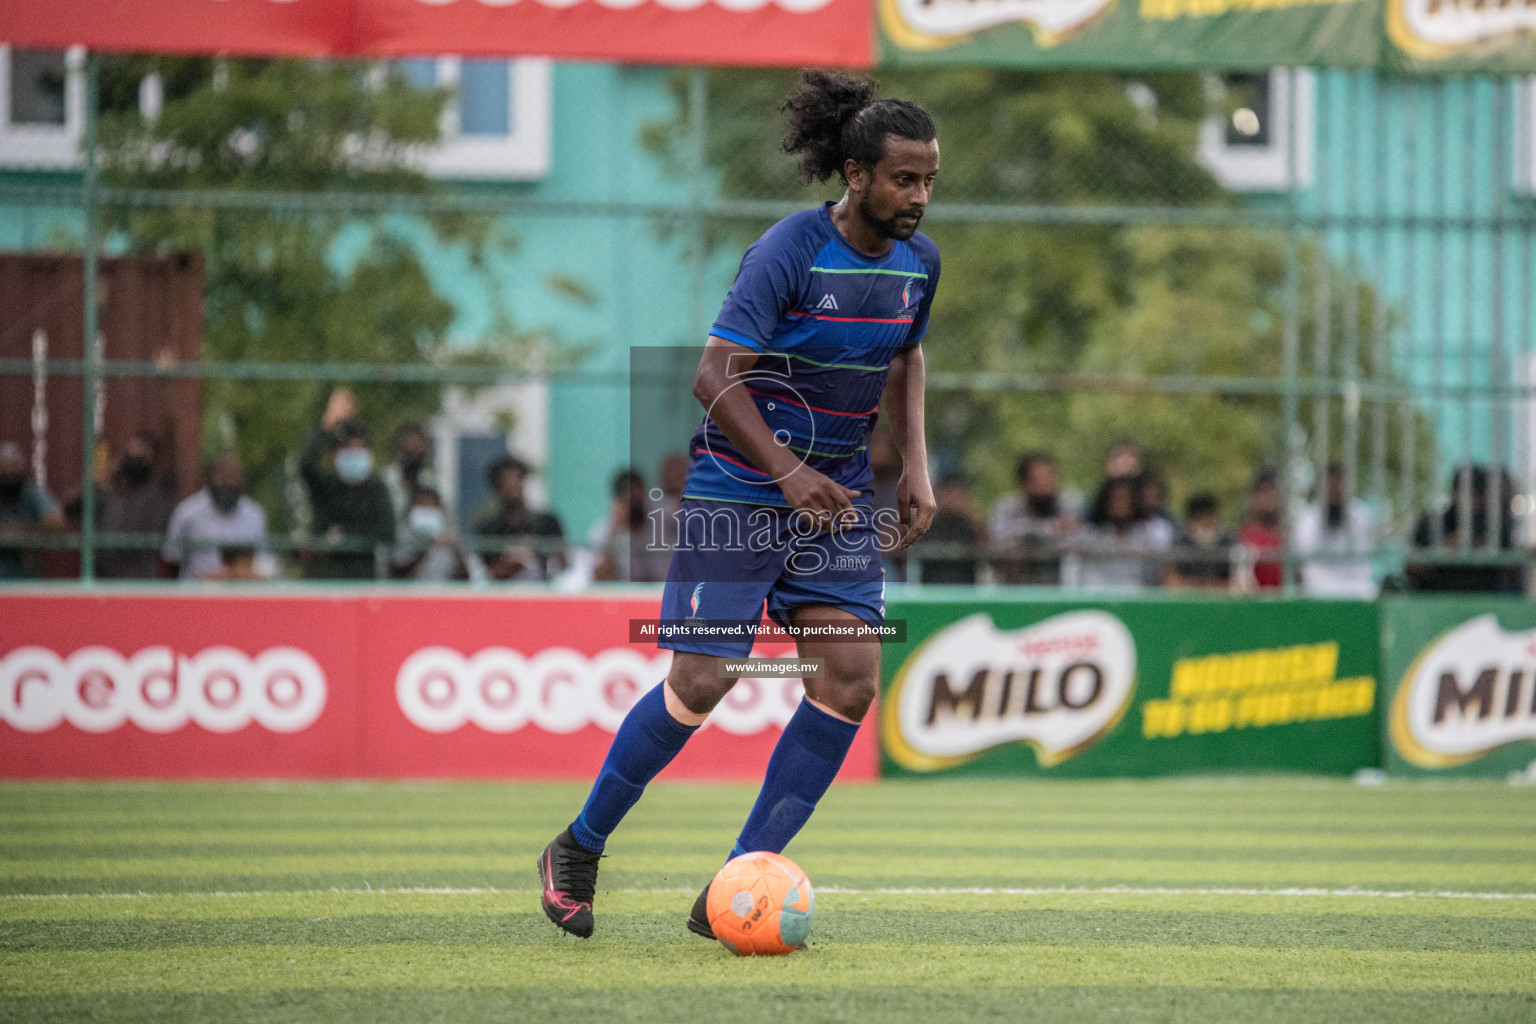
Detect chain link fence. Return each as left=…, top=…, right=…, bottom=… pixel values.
left=0, top=55, right=1531, bottom=594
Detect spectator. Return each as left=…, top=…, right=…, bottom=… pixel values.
left=1293, top=463, right=1377, bottom=598
left=1138, top=470, right=1176, bottom=540
left=0, top=441, right=63, bottom=579
left=1239, top=470, right=1285, bottom=590
left=1406, top=465, right=1522, bottom=593
left=1165, top=493, right=1233, bottom=590
left=392, top=487, right=474, bottom=582
left=1073, top=475, right=1170, bottom=589
left=162, top=451, right=273, bottom=581
left=298, top=388, right=396, bottom=580
left=1105, top=440, right=1145, bottom=480
left=384, top=421, right=438, bottom=526
left=590, top=468, right=670, bottom=583
left=474, top=455, right=567, bottom=581
left=916, top=471, right=986, bottom=584
left=652, top=452, right=690, bottom=551
left=990, top=451, right=1076, bottom=585
left=88, top=432, right=179, bottom=579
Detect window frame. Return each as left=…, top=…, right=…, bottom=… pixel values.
left=1197, top=68, right=1315, bottom=193
left=0, top=45, right=86, bottom=170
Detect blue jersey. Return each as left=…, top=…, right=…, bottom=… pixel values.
left=685, top=201, right=941, bottom=508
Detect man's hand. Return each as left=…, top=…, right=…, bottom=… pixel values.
left=778, top=466, right=861, bottom=533
left=322, top=388, right=356, bottom=431
left=895, top=471, right=936, bottom=550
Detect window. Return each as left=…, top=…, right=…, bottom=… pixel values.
left=0, top=46, right=84, bottom=169
left=1517, top=77, right=1536, bottom=197
left=1222, top=72, right=1271, bottom=149
left=393, top=57, right=552, bottom=181
left=1197, top=68, right=1314, bottom=192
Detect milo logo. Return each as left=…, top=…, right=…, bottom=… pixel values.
left=1389, top=0, right=1536, bottom=57
left=883, top=611, right=1136, bottom=771
left=1391, top=614, right=1536, bottom=768
left=880, top=0, right=1115, bottom=49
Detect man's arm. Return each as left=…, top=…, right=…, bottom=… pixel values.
left=692, top=336, right=861, bottom=527
left=882, top=345, right=936, bottom=550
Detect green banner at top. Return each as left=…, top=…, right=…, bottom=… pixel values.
left=878, top=0, right=1536, bottom=73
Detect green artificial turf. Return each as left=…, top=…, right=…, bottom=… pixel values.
left=1, top=778, right=1533, bottom=1023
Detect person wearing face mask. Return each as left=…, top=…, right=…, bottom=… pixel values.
left=1292, top=463, right=1377, bottom=598
left=989, top=452, right=1079, bottom=585
left=162, top=451, right=274, bottom=581
left=1238, top=470, right=1285, bottom=590
left=391, top=487, right=473, bottom=582
left=1165, top=493, right=1234, bottom=590
left=298, top=388, right=397, bottom=580
left=83, top=432, right=180, bottom=579
left=0, top=441, right=64, bottom=580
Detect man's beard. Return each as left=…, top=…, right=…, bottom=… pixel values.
left=859, top=195, right=923, bottom=241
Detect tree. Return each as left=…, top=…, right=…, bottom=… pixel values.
left=96, top=56, right=532, bottom=531
left=644, top=68, right=1432, bottom=524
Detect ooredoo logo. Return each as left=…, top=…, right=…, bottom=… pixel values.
left=883, top=611, right=1136, bottom=771
left=396, top=646, right=805, bottom=735
left=1391, top=615, right=1536, bottom=768
left=1, top=646, right=326, bottom=734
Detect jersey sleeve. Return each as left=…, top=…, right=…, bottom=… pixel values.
left=710, top=229, right=807, bottom=353
left=904, top=239, right=941, bottom=347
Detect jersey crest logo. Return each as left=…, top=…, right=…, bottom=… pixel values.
left=901, top=278, right=914, bottom=309
left=816, top=293, right=839, bottom=311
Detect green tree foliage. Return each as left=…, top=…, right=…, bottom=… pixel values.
left=96, top=56, right=526, bottom=528
left=646, top=68, right=1432, bottom=525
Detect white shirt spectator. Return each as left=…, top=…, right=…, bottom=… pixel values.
left=1073, top=519, right=1173, bottom=590
left=1293, top=501, right=1377, bottom=598
left=162, top=489, right=273, bottom=580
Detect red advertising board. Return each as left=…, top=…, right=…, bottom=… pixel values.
left=0, top=0, right=873, bottom=67
left=0, top=591, right=877, bottom=782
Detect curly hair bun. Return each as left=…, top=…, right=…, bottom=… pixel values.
left=781, top=69, right=934, bottom=185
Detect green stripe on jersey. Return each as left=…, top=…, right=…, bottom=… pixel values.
left=811, top=267, right=928, bottom=278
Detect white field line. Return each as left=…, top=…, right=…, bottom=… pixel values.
left=4, top=885, right=1536, bottom=902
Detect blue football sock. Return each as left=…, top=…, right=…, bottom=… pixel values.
left=569, top=683, right=698, bottom=852
left=733, top=699, right=859, bottom=856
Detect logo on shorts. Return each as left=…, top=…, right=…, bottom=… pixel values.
left=883, top=611, right=1136, bottom=770
left=687, top=582, right=706, bottom=624
left=1391, top=614, right=1536, bottom=768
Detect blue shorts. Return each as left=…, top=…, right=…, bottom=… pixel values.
left=659, top=499, right=886, bottom=656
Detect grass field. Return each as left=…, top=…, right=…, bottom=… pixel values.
left=2, top=778, right=1534, bottom=1023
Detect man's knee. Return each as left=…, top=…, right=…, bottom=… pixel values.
left=665, top=654, right=735, bottom=716
left=808, top=662, right=878, bottom=721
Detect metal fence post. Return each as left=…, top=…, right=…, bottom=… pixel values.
left=687, top=68, right=708, bottom=344
left=80, top=50, right=100, bottom=583
left=1280, top=67, right=1303, bottom=594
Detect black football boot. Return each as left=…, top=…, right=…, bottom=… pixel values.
left=536, top=826, right=602, bottom=938
left=686, top=880, right=714, bottom=939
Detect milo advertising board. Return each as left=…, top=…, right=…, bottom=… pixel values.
left=880, top=596, right=1379, bottom=777
left=1382, top=597, right=1536, bottom=779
